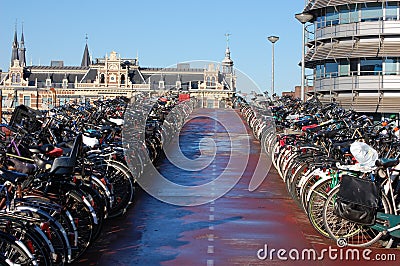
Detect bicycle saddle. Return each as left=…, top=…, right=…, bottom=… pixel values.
left=0, top=168, right=28, bottom=184
left=375, top=158, right=399, bottom=168
left=29, top=144, right=55, bottom=154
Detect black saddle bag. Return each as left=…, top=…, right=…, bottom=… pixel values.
left=334, top=175, right=380, bottom=225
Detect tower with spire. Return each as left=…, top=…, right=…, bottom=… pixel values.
left=222, top=33, right=233, bottom=74
left=81, top=34, right=91, bottom=67
left=19, top=23, right=26, bottom=67
left=11, top=24, right=19, bottom=66
left=221, top=33, right=235, bottom=92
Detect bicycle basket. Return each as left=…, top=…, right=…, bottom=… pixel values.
left=334, top=175, right=380, bottom=225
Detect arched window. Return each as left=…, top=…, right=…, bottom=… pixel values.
left=16, top=74, right=21, bottom=83
left=121, top=74, right=125, bottom=84
left=206, top=77, right=211, bottom=86
left=12, top=74, right=16, bottom=83
left=100, top=74, right=105, bottom=83
left=211, top=77, right=216, bottom=86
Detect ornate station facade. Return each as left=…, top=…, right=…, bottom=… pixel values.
left=0, top=29, right=236, bottom=112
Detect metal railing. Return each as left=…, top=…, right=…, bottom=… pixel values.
left=308, top=69, right=400, bottom=93
left=309, top=19, right=400, bottom=43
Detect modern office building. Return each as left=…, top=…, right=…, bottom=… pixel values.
left=0, top=28, right=236, bottom=113
left=300, top=0, right=400, bottom=114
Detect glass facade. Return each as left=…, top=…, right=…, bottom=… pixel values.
left=315, top=2, right=400, bottom=29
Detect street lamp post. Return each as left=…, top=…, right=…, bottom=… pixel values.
left=295, top=12, right=313, bottom=101
left=268, top=36, right=279, bottom=97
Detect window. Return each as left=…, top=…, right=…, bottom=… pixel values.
left=360, top=58, right=382, bottom=75
left=12, top=74, right=16, bottom=83
left=339, top=5, right=350, bottom=24
left=325, top=61, right=338, bottom=77
left=386, top=2, right=398, bottom=20
left=13, top=97, right=18, bottom=107
left=23, top=96, right=30, bottom=107
left=211, top=77, right=216, bottom=85
left=109, top=74, right=116, bottom=82
left=350, top=59, right=359, bottom=74
left=361, top=3, right=383, bottom=22
left=339, top=60, right=350, bottom=76
left=1, top=96, right=7, bottom=108
left=206, top=77, right=211, bottom=86
left=385, top=58, right=399, bottom=75
left=316, top=64, right=325, bottom=79
left=316, top=13, right=326, bottom=29
left=59, top=97, right=69, bottom=106
left=16, top=74, right=21, bottom=83
left=326, top=7, right=339, bottom=26
left=41, top=97, right=53, bottom=109
left=349, top=4, right=359, bottom=23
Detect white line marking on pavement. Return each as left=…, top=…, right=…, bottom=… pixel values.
left=207, top=246, right=214, bottom=254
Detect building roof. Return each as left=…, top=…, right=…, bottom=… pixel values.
left=304, top=0, right=382, bottom=12
left=29, top=66, right=90, bottom=71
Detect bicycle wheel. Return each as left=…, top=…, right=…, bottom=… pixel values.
left=16, top=195, right=78, bottom=254
left=299, top=168, right=322, bottom=211
left=306, top=177, right=335, bottom=238
left=323, top=186, right=391, bottom=247
left=91, top=175, right=113, bottom=219
left=78, top=183, right=105, bottom=241
left=63, top=189, right=95, bottom=260
left=13, top=205, right=70, bottom=264
left=288, top=163, right=311, bottom=206
left=0, top=230, right=37, bottom=266
left=103, top=161, right=134, bottom=218
left=0, top=217, right=52, bottom=266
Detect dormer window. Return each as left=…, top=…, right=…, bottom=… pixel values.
left=159, top=80, right=165, bottom=89
left=45, top=78, right=51, bottom=87
left=62, top=78, right=68, bottom=88
left=176, top=80, right=181, bottom=89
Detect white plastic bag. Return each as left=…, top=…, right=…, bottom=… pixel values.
left=83, top=134, right=99, bottom=148
left=350, top=141, right=378, bottom=168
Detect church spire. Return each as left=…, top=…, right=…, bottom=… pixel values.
left=81, top=34, right=91, bottom=67
left=19, top=23, right=26, bottom=67
left=11, top=23, right=19, bottom=65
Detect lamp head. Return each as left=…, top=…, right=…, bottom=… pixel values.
left=268, top=36, right=279, bottom=44
left=295, top=12, right=313, bottom=24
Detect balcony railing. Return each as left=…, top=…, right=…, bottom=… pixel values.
left=311, top=70, right=400, bottom=93
left=310, top=20, right=400, bottom=42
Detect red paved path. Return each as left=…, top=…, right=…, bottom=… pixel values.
left=74, top=109, right=399, bottom=265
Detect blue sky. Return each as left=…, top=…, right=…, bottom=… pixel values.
left=0, top=0, right=306, bottom=95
